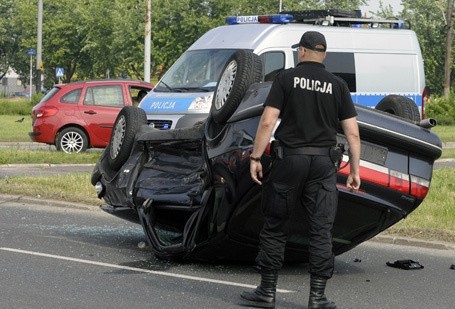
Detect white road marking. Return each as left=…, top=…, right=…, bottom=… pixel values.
left=0, top=247, right=294, bottom=293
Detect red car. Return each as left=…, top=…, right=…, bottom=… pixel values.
left=30, top=80, right=153, bottom=153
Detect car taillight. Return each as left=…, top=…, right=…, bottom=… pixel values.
left=339, top=160, right=430, bottom=199
left=389, top=170, right=410, bottom=195
left=34, top=106, right=59, bottom=118
left=421, top=87, right=427, bottom=119
left=410, top=175, right=430, bottom=199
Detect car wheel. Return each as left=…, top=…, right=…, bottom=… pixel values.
left=375, top=95, right=421, bottom=122
left=107, top=106, right=147, bottom=171
left=210, top=50, right=263, bottom=124
left=56, top=127, right=88, bottom=153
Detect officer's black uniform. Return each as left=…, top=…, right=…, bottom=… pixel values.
left=255, top=61, right=357, bottom=278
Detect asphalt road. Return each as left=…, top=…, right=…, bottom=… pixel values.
left=0, top=198, right=454, bottom=309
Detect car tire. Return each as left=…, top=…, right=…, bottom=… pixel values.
left=210, top=50, right=263, bottom=124
left=56, top=127, right=88, bottom=153
left=375, top=95, right=421, bottom=122
left=107, top=106, right=147, bottom=171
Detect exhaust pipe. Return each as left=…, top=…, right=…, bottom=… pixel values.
left=419, top=118, right=437, bottom=129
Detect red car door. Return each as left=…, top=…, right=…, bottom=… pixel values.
left=79, top=84, right=128, bottom=146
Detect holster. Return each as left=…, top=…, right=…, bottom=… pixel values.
left=329, top=143, right=345, bottom=169
left=270, top=140, right=283, bottom=160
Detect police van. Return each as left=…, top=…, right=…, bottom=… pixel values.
left=139, top=9, right=426, bottom=129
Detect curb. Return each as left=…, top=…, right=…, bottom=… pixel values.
left=0, top=194, right=98, bottom=211
left=371, top=235, right=455, bottom=251
left=1, top=163, right=95, bottom=168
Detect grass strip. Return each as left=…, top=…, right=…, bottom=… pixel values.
left=0, top=172, right=100, bottom=206
left=0, top=149, right=101, bottom=164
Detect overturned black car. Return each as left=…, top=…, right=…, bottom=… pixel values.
left=92, top=51, right=442, bottom=262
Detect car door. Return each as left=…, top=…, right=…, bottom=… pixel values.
left=79, top=84, right=126, bottom=145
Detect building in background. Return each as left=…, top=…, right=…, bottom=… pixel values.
left=1, top=69, right=33, bottom=97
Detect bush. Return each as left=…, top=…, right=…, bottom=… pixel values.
left=0, top=93, right=43, bottom=115
left=425, top=94, right=455, bottom=125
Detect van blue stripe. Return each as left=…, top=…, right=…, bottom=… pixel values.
left=352, top=93, right=422, bottom=107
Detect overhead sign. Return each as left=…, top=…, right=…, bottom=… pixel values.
left=56, top=68, right=64, bottom=78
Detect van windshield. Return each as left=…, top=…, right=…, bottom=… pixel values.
left=154, top=49, right=237, bottom=93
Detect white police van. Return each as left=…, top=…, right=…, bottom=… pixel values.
left=140, top=9, right=426, bottom=129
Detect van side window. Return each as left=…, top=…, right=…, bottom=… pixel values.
left=84, top=85, right=124, bottom=107
left=324, top=52, right=356, bottom=92
left=261, top=52, right=285, bottom=82
left=61, top=88, right=82, bottom=104
left=292, top=51, right=356, bottom=92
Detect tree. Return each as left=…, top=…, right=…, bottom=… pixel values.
left=400, top=0, right=449, bottom=95
left=0, top=0, right=21, bottom=81
left=443, top=0, right=454, bottom=98
left=3, top=0, right=372, bottom=88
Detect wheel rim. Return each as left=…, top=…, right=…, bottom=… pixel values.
left=110, top=115, right=126, bottom=160
left=60, top=131, right=84, bottom=153
left=214, top=60, right=237, bottom=110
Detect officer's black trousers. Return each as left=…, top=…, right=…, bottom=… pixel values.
left=255, top=154, right=338, bottom=278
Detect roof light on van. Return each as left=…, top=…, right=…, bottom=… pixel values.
left=226, top=14, right=294, bottom=25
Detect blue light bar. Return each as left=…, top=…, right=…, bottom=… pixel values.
left=226, top=14, right=294, bottom=25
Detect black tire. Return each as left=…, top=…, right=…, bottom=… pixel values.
left=56, top=127, right=88, bottom=153
left=107, top=106, right=147, bottom=171
left=375, top=95, right=421, bottom=122
left=210, top=50, right=263, bottom=124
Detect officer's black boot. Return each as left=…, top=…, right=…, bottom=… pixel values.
left=240, top=270, right=278, bottom=308
left=308, top=275, right=337, bottom=309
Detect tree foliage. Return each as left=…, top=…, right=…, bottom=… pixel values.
left=399, top=0, right=449, bottom=95
left=1, top=0, right=451, bottom=96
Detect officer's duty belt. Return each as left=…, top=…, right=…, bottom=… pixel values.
left=283, top=146, right=330, bottom=156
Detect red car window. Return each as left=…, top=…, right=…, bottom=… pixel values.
left=84, top=85, right=124, bottom=107
left=61, top=88, right=82, bottom=104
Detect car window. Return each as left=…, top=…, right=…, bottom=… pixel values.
left=39, top=87, right=60, bottom=103
left=84, top=85, right=124, bottom=107
left=261, top=52, right=285, bottom=82
left=61, top=88, right=82, bottom=104
left=155, top=49, right=237, bottom=92
left=130, top=86, right=150, bottom=107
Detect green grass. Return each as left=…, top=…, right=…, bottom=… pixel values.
left=0, top=98, right=35, bottom=115
left=385, top=167, right=455, bottom=242
left=0, top=172, right=100, bottom=206
left=0, top=148, right=101, bottom=164
left=440, top=148, right=455, bottom=159
left=432, top=125, right=455, bottom=143
left=0, top=115, right=32, bottom=142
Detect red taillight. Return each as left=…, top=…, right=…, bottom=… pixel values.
left=34, top=106, right=58, bottom=118
left=421, top=87, right=427, bottom=119
left=338, top=160, right=430, bottom=199
left=389, top=170, right=410, bottom=194
left=410, top=175, right=430, bottom=199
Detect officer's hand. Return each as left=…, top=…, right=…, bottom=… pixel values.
left=250, top=161, right=263, bottom=185
left=346, top=174, right=361, bottom=192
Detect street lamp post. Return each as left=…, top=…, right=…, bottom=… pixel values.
left=27, top=49, right=36, bottom=100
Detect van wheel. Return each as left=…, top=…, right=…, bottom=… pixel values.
left=107, top=106, right=147, bottom=171
left=210, top=50, right=263, bottom=124
left=375, top=95, right=421, bottom=122
left=56, top=127, right=88, bottom=153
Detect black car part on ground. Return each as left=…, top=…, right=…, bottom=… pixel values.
left=92, top=50, right=442, bottom=262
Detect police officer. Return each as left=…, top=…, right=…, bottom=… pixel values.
left=240, top=31, right=361, bottom=309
